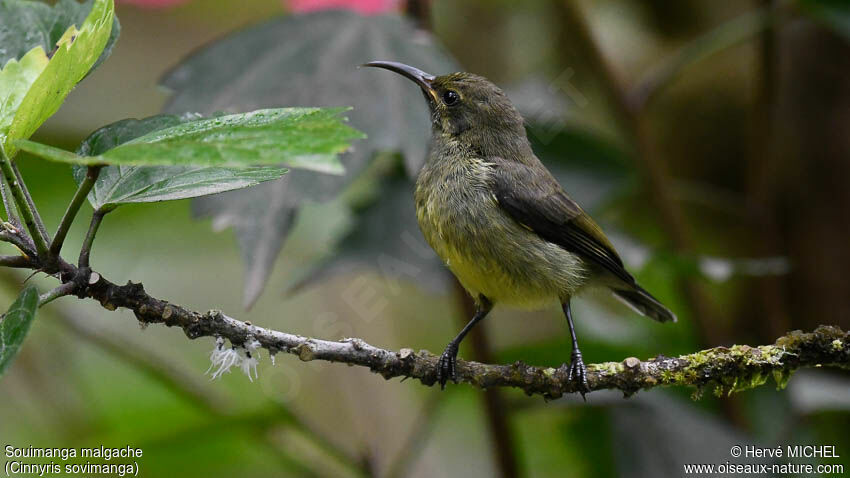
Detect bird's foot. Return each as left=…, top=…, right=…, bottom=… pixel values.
left=568, top=350, right=590, bottom=400
left=436, top=343, right=459, bottom=389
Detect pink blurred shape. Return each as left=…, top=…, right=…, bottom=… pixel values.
left=287, top=0, right=401, bottom=14
left=118, top=0, right=190, bottom=7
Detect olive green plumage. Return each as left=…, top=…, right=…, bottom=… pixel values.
left=363, top=61, right=675, bottom=391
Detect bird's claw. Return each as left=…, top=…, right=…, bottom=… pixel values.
left=568, top=350, right=590, bottom=400
left=436, top=343, right=459, bottom=389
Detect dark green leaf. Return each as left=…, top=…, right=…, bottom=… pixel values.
left=75, top=164, right=288, bottom=211
left=193, top=177, right=301, bottom=306
left=79, top=113, right=198, bottom=156
left=162, top=10, right=457, bottom=177
left=3, top=0, right=115, bottom=155
left=0, top=0, right=120, bottom=72
left=69, top=113, right=292, bottom=209
left=284, top=166, right=451, bottom=297
left=18, top=108, right=360, bottom=172
left=162, top=10, right=459, bottom=305
left=0, top=286, right=38, bottom=377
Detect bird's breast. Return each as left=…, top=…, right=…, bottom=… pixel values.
left=415, top=156, right=496, bottom=252
left=414, top=154, right=589, bottom=307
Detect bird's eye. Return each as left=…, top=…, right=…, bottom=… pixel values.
left=442, top=90, right=460, bottom=106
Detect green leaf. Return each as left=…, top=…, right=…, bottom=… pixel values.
left=2, top=0, right=115, bottom=155
left=68, top=113, right=294, bottom=209
left=0, top=286, right=38, bottom=378
left=0, top=0, right=120, bottom=69
left=17, top=108, right=361, bottom=173
left=162, top=10, right=459, bottom=306
left=0, top=47, right=49, bottom=144
left=76, top=164, right=288, bottom=211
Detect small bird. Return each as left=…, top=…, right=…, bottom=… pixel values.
left=363, top=61, right=676, bottom=395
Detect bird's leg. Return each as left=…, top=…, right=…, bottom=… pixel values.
left=437, top=295, right=493, bottom=389
left=562, top=301, right=590, bottom=399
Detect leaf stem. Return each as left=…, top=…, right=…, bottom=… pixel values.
left=0, top=230, right=35, bottom=257
left=50, top=166, right=101, bottom=258
left=0, top=255, right=32, bottom=268
left=12, top=161, right=50, bottom=245
left=0, top=178, right=20, bottom=228
left=78, top=207, right=110, bottom=269
left=0, top=143, right=50, bottom=258
left=38, top=282, right=77, bottom=307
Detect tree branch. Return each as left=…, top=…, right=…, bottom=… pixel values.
left=0, top=178, right=21, bottom=229
left=38, top=281, right=79, bottom=306
left=11, top=161, right=50, bottom=246
left=0, top=229, right=35, bottom=258
left=49, top=307, right=367, bottom=476
left=23, top=258, right=843, bottom=399
left=0, top=255, right=32, bottom=268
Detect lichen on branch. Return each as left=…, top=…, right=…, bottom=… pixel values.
left=42, top=258, right=848, bottom=399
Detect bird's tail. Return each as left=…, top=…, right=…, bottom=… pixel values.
left=611, top=284, right=677, bottom=323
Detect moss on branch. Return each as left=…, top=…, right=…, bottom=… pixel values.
left=60, top=261, right=849, bottom=399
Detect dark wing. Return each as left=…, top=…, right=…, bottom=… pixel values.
left=491, top=159, right=635, bottom=285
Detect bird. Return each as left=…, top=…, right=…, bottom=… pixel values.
left=362, top=60, right=676, bottom=396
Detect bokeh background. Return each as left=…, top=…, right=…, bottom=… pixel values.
left=2, top=0, right=849, bottom=477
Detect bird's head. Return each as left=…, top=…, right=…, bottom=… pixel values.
left=363, top=61, right=528, bottom=154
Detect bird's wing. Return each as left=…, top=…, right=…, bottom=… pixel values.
left=491, top=160, right=635, bottom=285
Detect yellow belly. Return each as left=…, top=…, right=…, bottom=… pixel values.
left=431, top=226, right=590, bottom=309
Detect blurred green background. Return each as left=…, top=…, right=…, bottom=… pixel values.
left=2, top=0, right=849, bottom=477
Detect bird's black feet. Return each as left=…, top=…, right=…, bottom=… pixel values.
left=568, top=349, right=590, bottom=399
left=436, top=342, right=459, bottom=389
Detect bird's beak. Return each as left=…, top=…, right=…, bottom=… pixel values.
left=362, top=60, right=439, bottom=104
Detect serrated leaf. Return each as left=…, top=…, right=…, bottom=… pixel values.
left=161, top=10, right=459, bottom=306
left=285, top=168, right=451, bottom=297
left=68, top=113, right=293, bottom=209
left=193, top=177, right=301, bottom=307
left=17, top=108, right=360, bottom=173
left=3, top=0, right=115, bottom=155
left=0, top=0, right=119, bottom=69
left=0, top=286, right=38, bottom=378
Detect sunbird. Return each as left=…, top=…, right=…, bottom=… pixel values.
left=363, top=61, right=676, bottom=395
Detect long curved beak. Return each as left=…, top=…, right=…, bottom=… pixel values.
left=362, top=60, right=438, bottom=103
